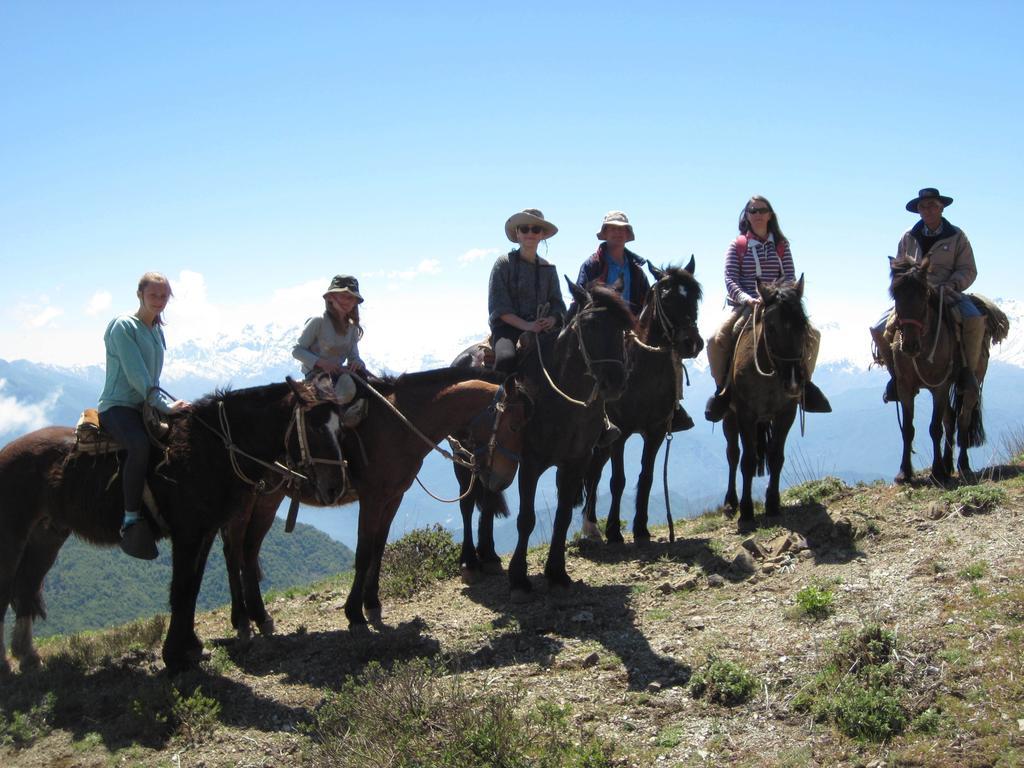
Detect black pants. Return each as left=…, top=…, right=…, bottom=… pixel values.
left=99, top=406, right=149, bottom=512
left=490, top=323, right=523, bottom=375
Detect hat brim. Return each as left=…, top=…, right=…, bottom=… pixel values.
left=505, top=212, right=558, bottom=243
left=906, top=195, right=953, bottom=212
left=324, top=288, right=364, bottom=304
left=597, top=224, right=636, bottom=242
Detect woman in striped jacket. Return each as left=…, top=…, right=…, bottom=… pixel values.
left=704, top=195, right=831, bottom=421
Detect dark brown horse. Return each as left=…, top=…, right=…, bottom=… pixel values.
left=0, top=379, right=346, bottom=675
left=722, top=277, right=816, bottom=531
left=581, top=258, right=704, bottom=543
left=888, top=255, right=987, bottom=484
left=452, top=280, right=636, bottom=598
left=220, top=368, right=529, bottom=635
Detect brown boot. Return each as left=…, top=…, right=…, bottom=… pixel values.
left=958, top=315, right=986, bottom=395
left=802, top=381, right=832, bottom=413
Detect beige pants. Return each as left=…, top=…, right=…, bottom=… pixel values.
left=706, top=306, right=821, bottom=391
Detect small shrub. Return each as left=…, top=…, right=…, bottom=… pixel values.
left=911, top=707, right=946, bottom=734
left=0, top=692, right=55, bottom=748
left=794, top=583, right=836, bottom=620
left=940, top=485, right=1006, bottom=515
left=782, top=476, right=848, bottom=507
left=380, top=525, right=460, bottom=600
left=792, top=624, right=910, bottom=742
left=690, top=657, right=758, bottom=706
left=206, top=646, right=235, bottom=675
left=45, top=615, right=166, bottom=671
left=960, top=561, right=988, bottom=581
left=306, top=659, right=614, bottom=768
left=172, top=686, right=221, bottom=745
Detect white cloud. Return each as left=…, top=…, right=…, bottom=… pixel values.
left=458, top=247, right=500, bottom=265
left=14, top=300, right=64, bottom=329
left=85, top=290, right=112, bottom=316
left=0, top=379, right=60, bottom=436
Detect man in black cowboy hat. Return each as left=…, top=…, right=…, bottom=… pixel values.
left=870, top=187, right=983, bottom=400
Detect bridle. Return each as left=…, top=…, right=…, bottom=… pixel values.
left=639, top=278, right=700, bottom=353
left=449, top=381, right=526, bottom=471
left=535, top=303, right=626, bottom=407
left=749, top=301, right=805, bottom=379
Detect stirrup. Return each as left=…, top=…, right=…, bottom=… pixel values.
left=802, top=382, right=832, bottom=413
left=670, top=405, right=695, bottom=432
left=341, top=398, right=368, bottom=428
left=704, top=392, right=729, bottom=423
left=882, top=378, right=897, bottom=404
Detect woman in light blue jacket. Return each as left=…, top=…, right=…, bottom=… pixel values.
left=98, top=272, right=190, bottom=559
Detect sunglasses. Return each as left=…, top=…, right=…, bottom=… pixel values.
left=747, top=207, right=771, bottom=215
left=518, top=225, right=545, bottom=234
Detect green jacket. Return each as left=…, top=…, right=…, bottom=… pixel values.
left=97, top=314, right=173, bottom=414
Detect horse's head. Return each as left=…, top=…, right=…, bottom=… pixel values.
left=643, top=255, right=704, bottom=358
left=565, top=277, right=636, bottom=401
left=285, top=376, right=347, bottom=504
left=466, top=378, right=532, bottom=492
left=889, top=255, right=932, bottom=358
left=755, top=275, right=810, bottom=397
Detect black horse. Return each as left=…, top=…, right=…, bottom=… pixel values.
left=721, top=277, right=815, bottom=531
left=453, top=280, right=635, bottom=598
left=581, top=258, right=704, bottom=544
left=0, top=379, right=346, bottom=675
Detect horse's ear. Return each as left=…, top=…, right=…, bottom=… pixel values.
left=796, top=273, right=805, bottom=298
left=286, top=375, right=317, bottom=405
left=888, top=255, right=897, bottom=268
left=684, top=254, right=695, bottom=275
left=566, top=275, right=588, bottom=304
left=919, top=255, right=930, bottom=272
left=647, top=262, right=665, bottom=281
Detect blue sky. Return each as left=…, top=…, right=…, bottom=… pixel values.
left=2, top=1, right=1021, bottom=366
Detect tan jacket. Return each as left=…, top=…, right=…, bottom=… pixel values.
left=896, top=221, right=977, bottom=297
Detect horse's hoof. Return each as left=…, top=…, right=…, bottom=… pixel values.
left=461, top=566, right=481, bottom=585
left=894, top=472, right=911, bottom=485
left=349, top=622, right=371, bottom=636
left=365, top=607, right=383, bottom=627
left=736, top=517, right=757, bottom=534
left=235, top=625, right=253, bottom=644
left=581, top=521, right=603, bottom=541
left=633, top=533, right=652, bottom=547
left=481, top=560, right=504, bottom=576
left=721, top=505, right=737, bottom=519
left=547, top=580, right=574, bottom=603
left=257, top=618, right=275, bottom=636
left=510, top=588, right=534, bottom=604
left=17, top=653, right=41, bottom=673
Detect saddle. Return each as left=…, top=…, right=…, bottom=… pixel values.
left=71, top=405, right=171, bottom=457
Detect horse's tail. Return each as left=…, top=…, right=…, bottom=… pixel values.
left=953, top=389, right=986, bottom=448
left=476, top=487, right=509, bottom=519
left=755, top=423, right=772, bottom=477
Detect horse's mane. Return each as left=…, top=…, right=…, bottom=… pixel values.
left=191, top=381, right=292, bottom=412
left=369, top=367, right=504, bottom=396
left=889, top=256, right=929, bottom=300
left=572, top=284, right=638, bottom=332
left=759, top=280, right=809, bottom=331
left=657, top=265, right=704, bottom=303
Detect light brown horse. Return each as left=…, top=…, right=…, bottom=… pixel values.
left=0, top=379, right=347, bottom=675
left=722, top=277, right=814, bottom=532
left=888, top=255, right=988, bottom=484
left=220, top=367, right=528, bottom=636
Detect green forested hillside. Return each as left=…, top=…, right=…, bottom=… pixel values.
left=32, top=518, right=354, bottom=638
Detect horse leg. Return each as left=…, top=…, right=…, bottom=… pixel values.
left=344, top=500, right=376, bottom=629
left=475, top=493, right=504, bottom=574
left=603, top=439, right=628, bottom=544
left=163, top=529, right=217, bottom=674
left=362, top=497, right=402, bottom=626
left=737, top=419, right=759, bottom=531
left=764, top=408, right=796, bottom=517
left=508, top=462, right=541, bottom=602
left=941, top=388, right=955, bottom=477
left=456, top=464, right=482, bottom=584
left=928, top=388, right=949, bottom=484
left=544, top=464, right=583, bottom=593
left=580, top=448, right=606, bottom=542
left=722, top=412, right=740, bottom=514
left=0, top=518, right=36, bottom=678
left=956, top=387, right=980, bottom=484
left=221, top=510, right=251, bottom=641
left=10, top=525, right=69, bottom=671
left=895, top=394, right=916, bottom=484
left=242, top=499, right=278, bottom=635
left=633, top=434, right=665, bottom=543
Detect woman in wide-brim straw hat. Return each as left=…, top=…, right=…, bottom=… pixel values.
left=487, top=208, right=567, bottom=374
left=292, top=274, right=369, bottom=424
